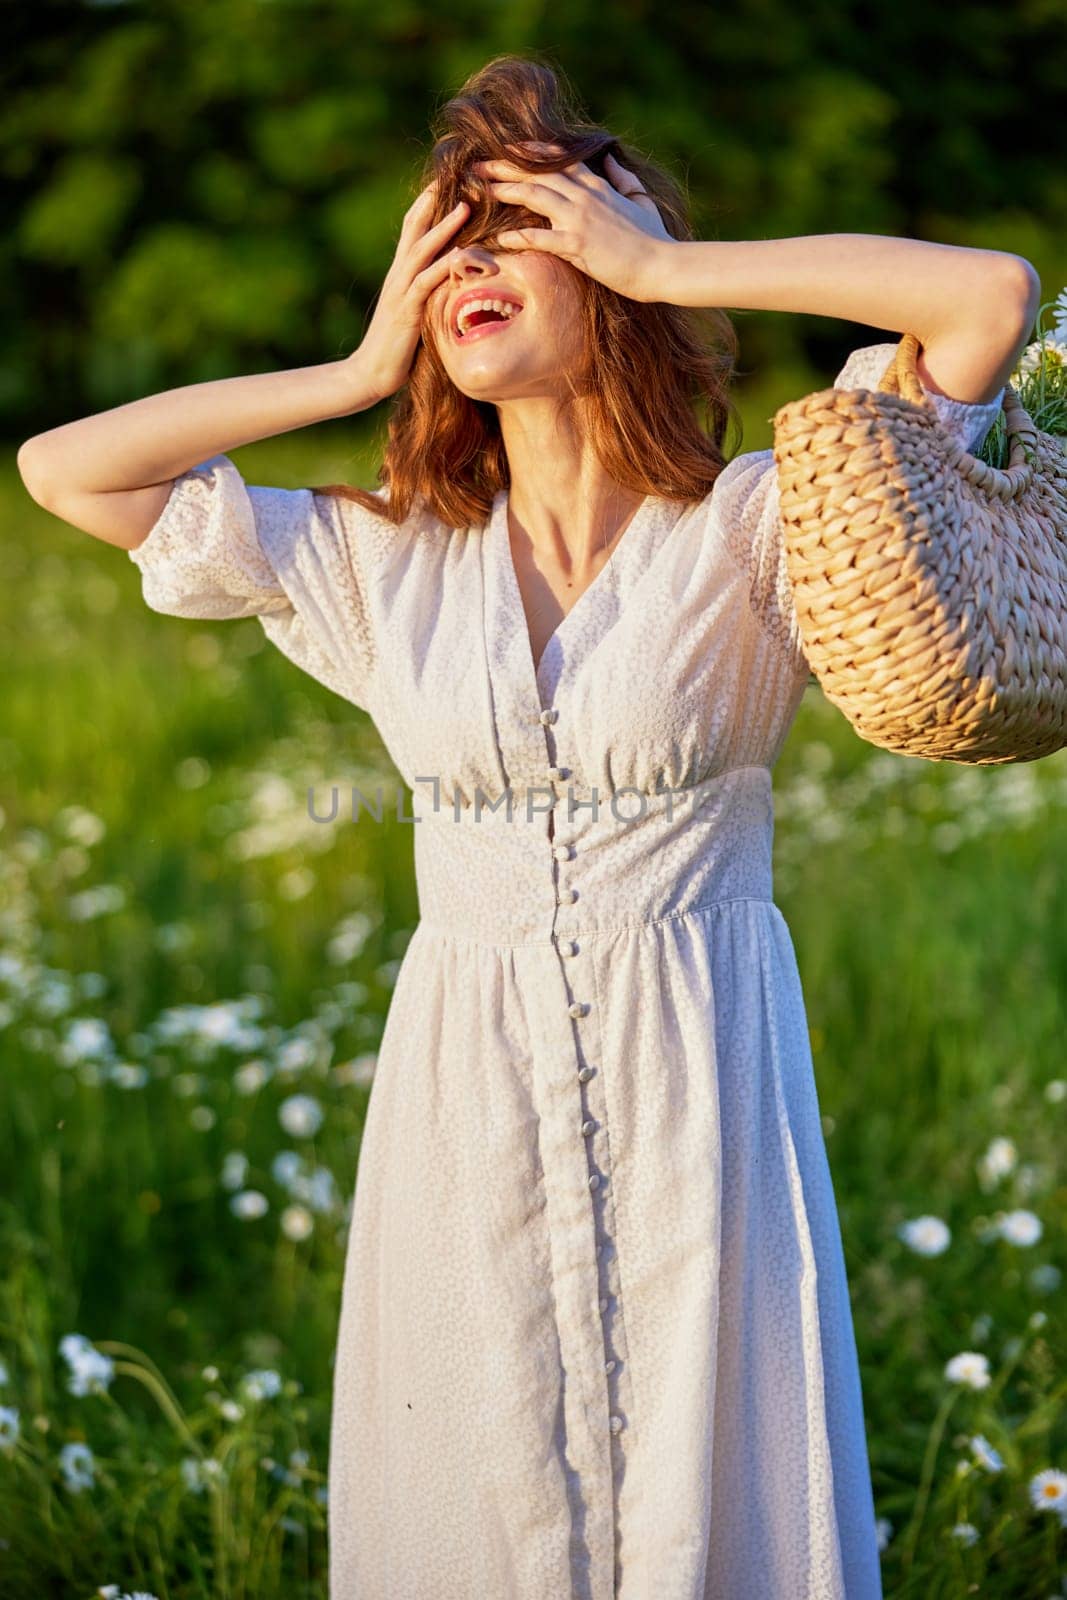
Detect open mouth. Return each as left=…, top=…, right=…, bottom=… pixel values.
left=453, top=297, right=525, bottom=342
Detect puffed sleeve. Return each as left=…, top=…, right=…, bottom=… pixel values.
left=715, top=340, right=1007, bottom=678
left=127, top=453, right=380, bottom=712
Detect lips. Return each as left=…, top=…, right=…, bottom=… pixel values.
left=450, top=287, right=525, bottom=341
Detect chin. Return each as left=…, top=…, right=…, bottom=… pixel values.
left=442, top=346, right=583, bottom=405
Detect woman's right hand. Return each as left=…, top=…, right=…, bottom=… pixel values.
left=348, top=181, right=470, bottom=406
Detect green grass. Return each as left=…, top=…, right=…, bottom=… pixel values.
left=0, top=421, right=1064, bottom=1599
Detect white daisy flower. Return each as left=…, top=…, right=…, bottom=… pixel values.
left=181, top=1455, right=223, bottom=1494
left=1044, top=1078, right=1066, bottom=1103
left=970, top=1434, right=1004, bottom=1473
left=977, top=1136, right=1017, bottom=1186
left=1014, top=1161, right=1046, bottom=1199
left=1029, top=1263, right=1061, bottom=1294
left=59, top=1334, right=115, bottom=1397
left=1029, top=1469, right=1067, bottom=1513
left=220, top=1152, right=249, bottom=1191
left=996, top=1209, right=1042, bottom=1246
left=272, top=1150, right=304, bottom=1188
left=96, top=1588, right=121, bottom=1599
left=281, top=1205, right=314, bottom=1242
left=278, top=1093, right=324, bottom=1139
left=233, top=1060, right=272, bottom=1095
left=1051, top=286, right=1067, bottom=340
left=272, top=1152, right=335, bottom=1212
left=327, top=911, right=377, bottom=965
left=333, top=1053, right=377, bottom=1088
left=0, top=1406, right=20, bottom=1453
left=240, top=1368, right=282, bottom=1402
left=108, top=1063, right=149, bottom=1090
left=898, top=1215, right=951, bottom=1256
left=874, top=1515, right=892, bottom=1551
left=67, top=884, right=126, bottom=921
left=1017, top=336, right=1067, bottom=376
left=154, top=999, right=266, bottom=1053
left=950, top=1522, right=979, bottom=1546
left=230, top=1189, right=269, bottom=1220
left=291, top=1164, right=339, bottom=1215
left=60, top=1016, right=115, bottom=1064
left=218, top=1399, right=244, bottom=1422
left=944, top=1351, right=991, bottom=1389
left=59, top=1440, right=96, bottom=1492
left=276, top=1035, right=319, bottom=1075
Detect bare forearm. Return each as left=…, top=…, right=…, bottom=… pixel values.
left=18, top=352, right=380, bottom=502
left=654, top=233, right=1040, bottom=402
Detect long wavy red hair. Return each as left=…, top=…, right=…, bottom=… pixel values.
left=311, top=54, right=741, bottom=529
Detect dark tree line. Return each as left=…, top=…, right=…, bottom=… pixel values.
left=4, top=0, right=1065, bottom=434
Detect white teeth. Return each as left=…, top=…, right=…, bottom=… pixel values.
left=456, top=296, right=523, bottom=336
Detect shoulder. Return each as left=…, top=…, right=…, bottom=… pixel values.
left=308, top=484, right=467, bottom=602
left=703, top=448, right=780, bottom=549
left=318, top=484, right=454, bottom=547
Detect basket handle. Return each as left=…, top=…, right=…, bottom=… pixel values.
left=877, top=331, right=1038, bottom=502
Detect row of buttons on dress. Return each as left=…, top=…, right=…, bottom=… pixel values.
left=540, top=701, right=625, bottom=1440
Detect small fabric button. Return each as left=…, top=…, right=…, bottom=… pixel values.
left=609, top=1414, right=625, bottom=1434
left=589, top=1173, right=601, bottom=1191
left=546, top=765, right=569, bottom=781
left=581, top=1119, right=595, bottom=1136
left=539, top=707, right=559, bottom=725
left=577, top=1066, right=594, bottom=1083
left=598, top=1295, right=609, bottom=1312
left=604, top=1359, right=617, bottom=1375
left=568, top=1001, right=589, bottom=1019
left=558, top=886, right=578, bottom=904
left=553, top=843, right=573, bottom=862
left=560, top=938, right=579, bottom=956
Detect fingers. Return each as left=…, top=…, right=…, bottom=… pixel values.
left=603, top=152, right=638, bottom=188
left=395, top=200, right=469, bottom=291
left=473, top=164, right=574, bottom=212
left=493, top=228, right=569, bottom=255
left=401, top=178, right=441, bottom=233
left=410, top=246, right=460, bottom=304
left=602, top=152, right=660, bottom=214
left=407, top=200, right=469, bottom=260
left=474, top=152, right=614, bottom=203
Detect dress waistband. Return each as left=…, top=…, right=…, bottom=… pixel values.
left=411, top=765, right=776, bottom=947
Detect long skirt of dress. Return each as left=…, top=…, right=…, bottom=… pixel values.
left=327, top=773, right=883, bottom=1600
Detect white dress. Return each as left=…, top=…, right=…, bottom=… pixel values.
left=127, top=343, right=1004, bottom=1600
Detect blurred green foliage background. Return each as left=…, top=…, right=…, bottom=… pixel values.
left=5, top=0, right=1066, bottom=439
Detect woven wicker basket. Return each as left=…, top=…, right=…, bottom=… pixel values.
left=772, top=331, right=1067, bottom=764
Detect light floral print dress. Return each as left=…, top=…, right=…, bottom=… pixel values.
left=128, top=343, right=1004, bottom=1600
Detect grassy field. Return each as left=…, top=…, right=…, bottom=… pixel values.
left=0, top=415, right=1064, bottom=1600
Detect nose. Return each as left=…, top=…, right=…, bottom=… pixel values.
left=448, top=245, right=500, bottom=283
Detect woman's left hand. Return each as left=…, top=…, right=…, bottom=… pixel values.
left=471, top=141, right=676, bottom=303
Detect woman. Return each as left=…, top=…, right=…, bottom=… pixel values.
left=17, top=53, right=1034, bottom=1600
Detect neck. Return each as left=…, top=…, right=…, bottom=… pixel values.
left=496, top=395, right=645, bottom=573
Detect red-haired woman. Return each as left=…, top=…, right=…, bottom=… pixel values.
left=19, top=53, right=1033, bottom=1600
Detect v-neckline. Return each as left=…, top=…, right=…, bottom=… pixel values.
left=493, top=487, right=655, bottom=690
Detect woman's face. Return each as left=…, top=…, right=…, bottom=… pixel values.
left=423, top=243, right=588, bottom=404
